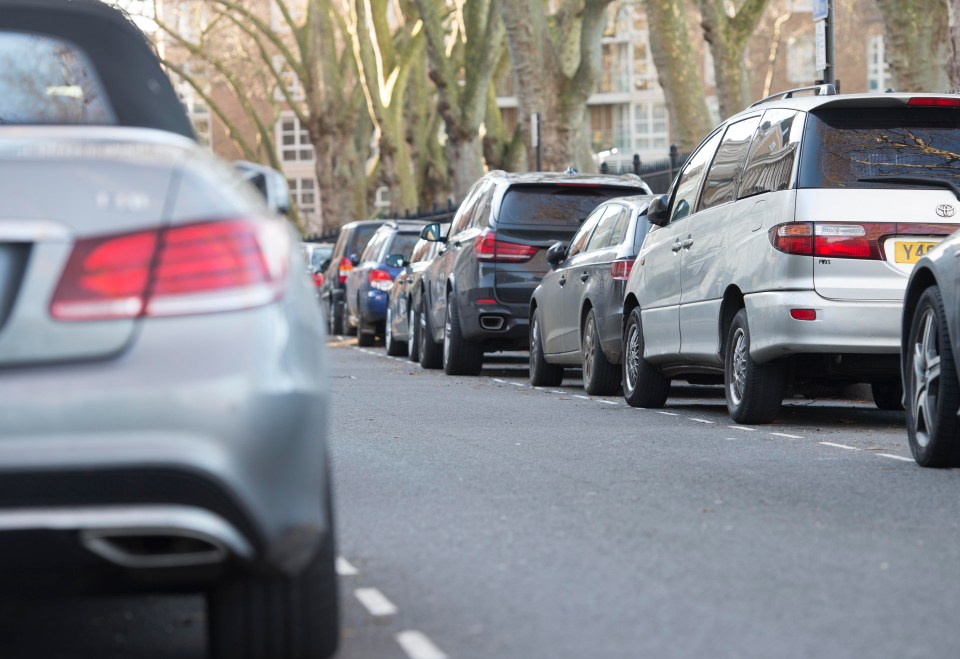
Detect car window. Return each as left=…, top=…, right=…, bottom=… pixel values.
left=739, top=110, right=804, bottom=199
left=586, top=205, right=628, bottom=252
left=469, top=183, right=495, bottom=230
left=799, top=107, right=960, bottom=189
left=0, top=32, right=116, bottom=125
left=360, top=229, right=389, bottom=262
left=450, top=181, right=485, bottom=235
left=386, top=232, right=421, bottom=260
left=348, top=224, right=381, bottom=257
left=498, top=185, right=645, bottom=228
left=669, top=130, right=723, bottom=223
left=409, top=239, right=431, bottom=263
left=566, top=206, right=606, bottom=258
left=698, top=115, right=761, bottom=211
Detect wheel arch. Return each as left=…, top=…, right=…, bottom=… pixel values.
left=717, top=286, right=745, bottom=360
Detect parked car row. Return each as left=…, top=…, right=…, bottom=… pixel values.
left=338, top=87, right=960, bottom=470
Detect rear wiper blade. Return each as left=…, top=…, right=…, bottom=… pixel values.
left=857, top=175, right=960, bottom=199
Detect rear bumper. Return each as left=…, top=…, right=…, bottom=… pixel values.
left=0, top=302, right=332, bottom=584
left=457, top=287, right=528, bottom=346
left=361, top=288, right=389, bottom=324
left=746, top=291, right=902, bottom=363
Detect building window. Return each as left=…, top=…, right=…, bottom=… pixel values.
left=632, top=34, right=658, bottom=92
left=171, top=1, right=208, bottom=43
left=787, top=36, right=815, bottom=84
left=271, top=0, right=307, bottom=31
left=634, top=102, right=668, bottom=152
left=288, top=176, right=318, bottom=219
left=172, top=72, right=212, bottom=148
left=600, top=42, right=630, bottom=93
left=277, top=113, right=315, bottom=163
left=867, top=35, right=889, bottom=92
left=273, top=55, right=305, bottom=103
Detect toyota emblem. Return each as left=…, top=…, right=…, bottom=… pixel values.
left=937, top=204, right=956, bottom=218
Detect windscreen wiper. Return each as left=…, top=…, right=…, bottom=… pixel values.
left=858, top=175, right=960, bottom=200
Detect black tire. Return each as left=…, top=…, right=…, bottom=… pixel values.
left=443, top=291, right=483, bottom=375
left=621, top=307, right=669, bottom=407
left=384, top=306, right=406, bottom=356
left=724, top=308, right=785, bottom=424
left=207, top=531, right=339, bottom=659
left=407, top=297, right=421, bottom=363
left=529, top=307, right=564, bottom=387
left=871, top=379, right=904, bottom=411
left=581, top=308, right=620, bottom=396
left=904, top=285, right=960, bottom=467
left=356, top=308, right=375, bottom=347
left=418, top=297, right=443, bottom=369
left=328, top=299, right=344, bottom=336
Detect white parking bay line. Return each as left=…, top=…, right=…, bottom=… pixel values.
left=336, top=556, right=358, bottom=576
left=656, top=411, right=679, bottom=416
left=728, top=425, right=756, bottom=432
left=510, top=382, right=528, bottom=387
left=878, top=453, right=915, bottom=463
left=771, top=432, right=803, bottom=439
left=550, top=390, right=565, bottom=395
left=397, top=631, right=447, bottom=659
left=355, top=588, right=397, bottom=617
left=492, top=378, right=507, bottom=384
left=689, top=418, right=714, bottom=424
left=573, top=394, right=591, bottom=400
left=598, top=400, right=619, bottom=405
left=820, top=442, right=859, bottom=451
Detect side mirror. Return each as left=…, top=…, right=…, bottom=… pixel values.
left=318, top=258, right=331, bottom=273
left=349, top=253, right=360, bottom=267
left=546, top=241, right=568, bottom=268
left=420, top=222, right=446, bottom=242
left=384, top=253, right=407, bottom=268
left=233, top=161, right=291, bottom=216
left=647, top=194, right=670, bottom=227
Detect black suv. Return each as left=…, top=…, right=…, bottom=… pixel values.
left=417, top=171, right=651, bottom=375
left=318, top=219, right=384, bottom=335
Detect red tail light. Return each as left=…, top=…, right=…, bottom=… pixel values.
left=769, top=222, right=893, bottom=260
left=907, top=97, right=960, bottom=107
left=51, top=219, right=288, bottom=321
left=610, top=258, right=635, bottom=281
left=338, top=256, right=353, bottom=284
left=475, top=230, right=539, bottom=263
left=312, top=272, right=324, bottom=288
left=368, top=268, right=394, bottom=292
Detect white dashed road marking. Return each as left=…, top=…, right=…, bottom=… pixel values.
left=573, top=395, right=591, bottom=400
left=820, top=442, right=859, bottom=451
left=492, top=378, right=507, bottom=384
left=550, top=390, right=565, bottom=394
left=598, top=400, right=619, bottom=405
left=771, top=432, right=803, bottom=439
left=355, top=588, right=398, bottom=617
left=397, top=631, right=447, bottom=659
left=878, top=453, right=914, bottom=463
left=336, top=556, right=358, bottom=576
left=510, top=382, right=527, bottom=387
left=728, top=425, right=756, bottom=432
left=656, top=411, right=679, bottom=416
left=689, top=418, right=714, bottom=424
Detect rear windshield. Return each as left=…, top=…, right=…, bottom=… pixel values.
left=0, top=31, right=116, bottom=125
left=386, top=232, right=421, bottom=260
left=799, top=108, right=960, bottom=189
left=497, top=185, right=645, bottom=227
left=348, top=224, right=381, bottom=254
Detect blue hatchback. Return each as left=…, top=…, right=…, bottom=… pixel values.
left=345, top=220, right=426, bottom=345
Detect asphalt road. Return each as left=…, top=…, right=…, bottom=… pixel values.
left=2, top=337, right=958, bottom=659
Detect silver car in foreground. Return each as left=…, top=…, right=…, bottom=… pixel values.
left=0, top=2, right=337, bottom=657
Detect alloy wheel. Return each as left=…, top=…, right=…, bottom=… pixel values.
left=912, top=307, right=941, bottom=449
left=624, top=322, right=640, bottom=393
left=729, top=327, right=748, bottom=406
left=583, top=315, right=596, bottom=383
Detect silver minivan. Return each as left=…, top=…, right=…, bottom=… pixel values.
left=622, top=86, right=960, bottom=424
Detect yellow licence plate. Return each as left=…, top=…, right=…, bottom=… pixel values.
left=894, top=240, right=941, bottom=264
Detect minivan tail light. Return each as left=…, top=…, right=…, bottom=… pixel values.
left=907, top=97, right=960, bottom=107
left=51, top=219, right=287, bottom=321
left=368, top=268, right=393, bottom=292
left=610, top=258, right=634, bottom=281
left=475, top=230, right=539, bottom=263
left=769, top=222, right=892, bottom=260
left=338, top=256, right=353, bottom=284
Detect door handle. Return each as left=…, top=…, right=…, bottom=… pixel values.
left=580, top=273, right=589, bottom=283
left=453, top=240, right=462, bottom=249
left=671, top=240, right=683, bottom=253
left=558, top=276, right=566, bottom=286
left=681, top=237, right=694, bottom=249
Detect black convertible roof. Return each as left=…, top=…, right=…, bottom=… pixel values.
left=0, top=0, right=195, bottom=139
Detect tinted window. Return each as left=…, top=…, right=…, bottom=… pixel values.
left=699, top=116, right=761, bottom=211
left=498, top=185, right=644, bottom=227
left=360, top=229, right=389, bottom=261
left=409, top=239, right=431, bottom=263
left=739, top=110, right=803, bottom=198
left=0, top=32, right=115, bottom=125
left=566, top=207, right=605, bottom=258
left=670, top=131, right=723, bottom=223
left=469, top=184, right=495, bottom=230
left=386, top=232, right=421, bottom=260
left=450, top=181, right=485, bottom=235
left=586, top=206, right=629, bottom=251
left=348, top=224, right=381, bottom=257
left=799, top=108, right=960, bottom=188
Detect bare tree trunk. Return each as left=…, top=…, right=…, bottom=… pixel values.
left=700, top=0, right=770, bottom=119
left=645, top=0, right=712, bottom=151
left=875, top=0, right=949, bottom=92
left=948, top=0, right=960, bottom=91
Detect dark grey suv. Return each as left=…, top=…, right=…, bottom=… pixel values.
left=317, top=219, right=384, bottom=335
left=417, top=171, right=651, bottom=375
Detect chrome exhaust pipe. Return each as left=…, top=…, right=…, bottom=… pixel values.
left=81, top=529, right=230, bottom=569
left=479, top=315, right=505, bottom=331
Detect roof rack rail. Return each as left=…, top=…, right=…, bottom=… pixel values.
left=748, top=84, right=837, bottom=108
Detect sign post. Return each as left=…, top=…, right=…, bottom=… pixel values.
left=813, top=0, right=836, bottom=88
left=531, top=112, right=541, bottom=172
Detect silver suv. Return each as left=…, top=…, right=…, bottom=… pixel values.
left=622, top=86, right=960, bottom=424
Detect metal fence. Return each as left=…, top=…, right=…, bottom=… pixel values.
left=599, top=145, right=690, bottom=194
